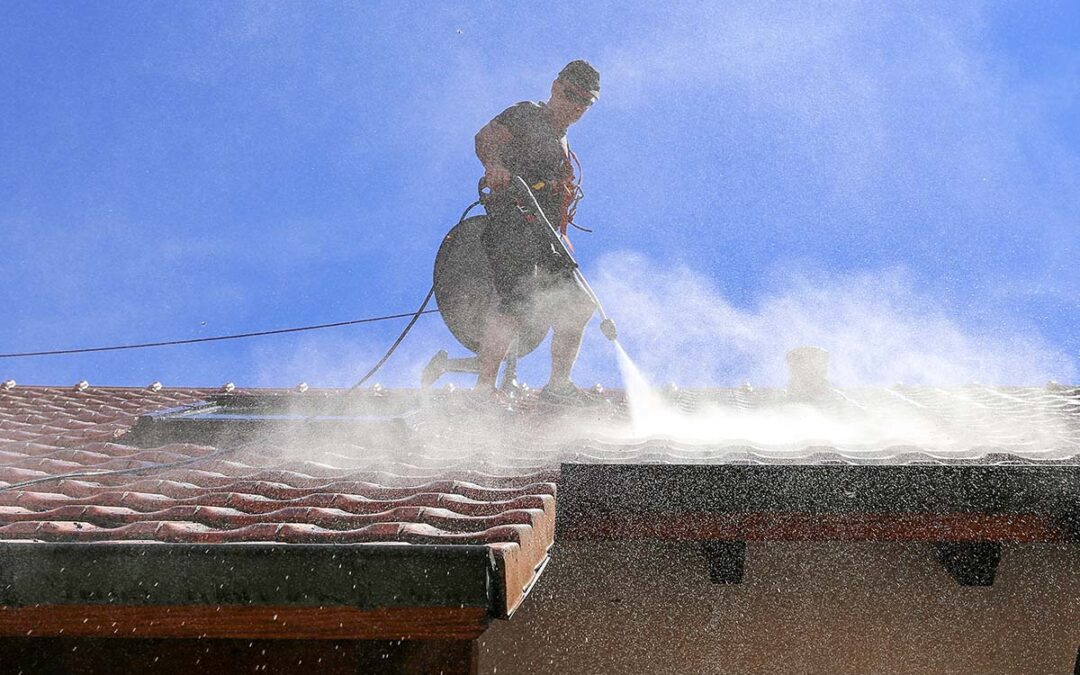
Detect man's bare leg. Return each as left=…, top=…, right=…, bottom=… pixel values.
left=475, top=312, right=521, bottom=392
left=545, top=303, right=593, bottom=389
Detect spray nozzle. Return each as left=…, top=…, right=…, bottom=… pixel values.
left=600, top=318, right=618, bottom=342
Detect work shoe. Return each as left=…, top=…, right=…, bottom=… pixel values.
left=539, top=382, right=607, bottom=407
left=464, top=386, right=515, bottom=413
left=421, top=350, right=449, bottom=389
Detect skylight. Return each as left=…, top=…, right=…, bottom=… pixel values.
left=127, top=391, right=414, bottom=447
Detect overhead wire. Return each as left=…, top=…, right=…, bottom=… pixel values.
left=0, top=309, right=440, bottom=359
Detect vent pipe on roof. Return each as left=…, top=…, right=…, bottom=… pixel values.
left=786, top=346, right=830, bottom=401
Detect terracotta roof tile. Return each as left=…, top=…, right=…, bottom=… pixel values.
left=0, top=386, right=557, bottom=622
left=2, top=384, right=1078, bottom=610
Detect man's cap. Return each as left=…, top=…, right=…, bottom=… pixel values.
left=557, top=60, right=600, bottom=103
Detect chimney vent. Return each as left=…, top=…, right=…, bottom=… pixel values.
left=786, top=347, right=829, bottom=400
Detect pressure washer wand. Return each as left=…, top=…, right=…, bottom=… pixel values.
left=511, top=176, right=618, bottom=342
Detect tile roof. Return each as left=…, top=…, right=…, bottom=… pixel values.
left=4, top=384, right=1079, bottom=525
left=0, top=386, right=556, bottom=536
left=1, top=382, right=1078, bottom=625
left=0, top=385, right=556, bottom=621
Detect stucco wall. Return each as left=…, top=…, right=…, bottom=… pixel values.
left=481, top=541, right=1080, bottom=674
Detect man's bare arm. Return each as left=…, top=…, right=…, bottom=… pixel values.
left=475, top=120, right=513, bottom=189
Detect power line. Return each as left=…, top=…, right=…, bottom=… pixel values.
left=0, top=309, right=440, bottom=359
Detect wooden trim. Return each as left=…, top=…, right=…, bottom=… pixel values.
left=0, top=605, right=489, bottom=641
left=559, top=512, right=1074, bottom=543
left=0, top=637, right=480, bottom=675
left=357, top=638, right=479, bottom=675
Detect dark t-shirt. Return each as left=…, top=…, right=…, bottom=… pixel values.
left=480, top=102, right=584, bottom=314
left=492, top=101, right=572, bottom=193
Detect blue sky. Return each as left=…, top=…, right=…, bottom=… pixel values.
left=2, top=2, right=1077, bottom=388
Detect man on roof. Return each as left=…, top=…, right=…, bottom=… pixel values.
left=473, top=60, right=601, bottom=404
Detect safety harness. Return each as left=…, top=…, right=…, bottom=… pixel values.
left=525, top=144, right=589, bottom=251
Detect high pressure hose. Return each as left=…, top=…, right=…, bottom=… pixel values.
left=347, top=198, right=484, bottom=390
left=348, top=176, right=617, bottom=392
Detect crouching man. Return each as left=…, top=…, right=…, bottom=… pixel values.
left=473, top=60, right=603, bottom=404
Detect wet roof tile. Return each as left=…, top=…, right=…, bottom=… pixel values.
left=0, top=385, right=558, bottom=620
left=2, top=384, right=1078, bottom=565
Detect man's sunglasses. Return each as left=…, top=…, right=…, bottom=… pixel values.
left=561, top=83, right=594, bottom=107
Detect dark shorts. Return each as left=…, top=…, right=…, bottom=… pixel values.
left=481, top=196, right=593, bottom=321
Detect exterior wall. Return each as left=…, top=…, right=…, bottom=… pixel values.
left=481, top=541, right=1080, bottom=674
